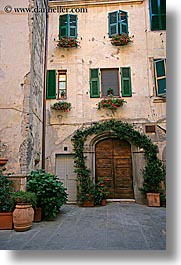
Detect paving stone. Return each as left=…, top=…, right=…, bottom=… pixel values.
left=0, top=203, right=166, bottom=250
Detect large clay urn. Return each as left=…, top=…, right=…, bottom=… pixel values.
left=13, top=204, right=34, bottom=232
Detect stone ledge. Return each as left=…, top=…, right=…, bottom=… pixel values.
left=7, top=174, right=27, bottom=191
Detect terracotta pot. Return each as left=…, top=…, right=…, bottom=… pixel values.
left=33, top=207, right=42, bottom=222
left=13, top=204, right=34, bottom=232
left=146, top=193, right=160, bottom=207
left=101, top=199, right=107, bottom=206
left=0, top=212, right=13, bottom=230
left=82, top=200, right=94, bottom=207
left=0, top=158, right=8, bottom=165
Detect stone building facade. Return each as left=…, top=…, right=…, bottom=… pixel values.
left=46, top=0, right=166, bottom=202
left=0, top=0, right=48, bottom=183
left=0, top=0, right=166, bottom=201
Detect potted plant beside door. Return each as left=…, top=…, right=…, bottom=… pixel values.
left=27, top=170, right=68, bottom=220
left=76, top=167, right=95, bottom=207
left=0, top=172, right=14, bottom=229
left=11, top=190, right=37, bottom=231
left=94, top=177, right=110, bottom=206
left=140, top=160, right=166, bottom=207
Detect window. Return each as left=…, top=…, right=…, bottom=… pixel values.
left=101, top=69, right=119, bottom=96
left=90, top=68, right=132, bottom=98
left=59, top=14, right=78, bottom=39
left=108, top=10, right=128, bottom=37
left=145, top=125, right=156, bottom=133
left=154, top=59, right=166, bottom=96
left=149, top=0, right=166, bottom=30
left=58, top=71, right=67, bottom=99
left=46, top=70, right=67, bottom=99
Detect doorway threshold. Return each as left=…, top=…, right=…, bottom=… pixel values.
left=107, top=199, right=136, bottom=203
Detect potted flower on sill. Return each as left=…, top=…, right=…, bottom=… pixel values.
left=107, top=87, right=114, bottom=96
left=139, top=160, right=166, bottom=207
left=111, top=33, right=133, bottom=46
left=97, top=96, right=126, bottom=111
left=60, top=90, right=66, bottom=99
left=51, top=101, right=71, bottom=112
left=0, top=172, right=14, bottom=230
left=11, top=190, right=37, bottom=231
left=57, top=37, right=80, bottom=48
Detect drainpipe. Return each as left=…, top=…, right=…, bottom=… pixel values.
left=42, top=1, right=49, bottom=170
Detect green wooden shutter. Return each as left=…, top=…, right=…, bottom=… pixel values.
left=59, top=14, right=68, bottom=38
left=154, top=59, right=166, bottom=96
left=90, top=69, right=100, bottom=98
left=119, top=10, right=128, bottom=34
left=108, top=11, right=118, bottom=37
left=46, top=70, right=56, bottom=99
left=160, top=0, right=166, bottom=30
left=150, top=0, right=166, bottom=30
left=69, top=15, right=78, bottom=38
left=121, top=67, right=132, bottom=97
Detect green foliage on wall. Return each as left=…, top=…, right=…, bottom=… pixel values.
left=71, top=120, right=165, bottom=203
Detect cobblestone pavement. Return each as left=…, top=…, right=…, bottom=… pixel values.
left=0, top=203, right=166, bottom=250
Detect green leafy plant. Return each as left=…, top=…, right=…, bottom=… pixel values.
left=72, top=120, right=166, bottom=203
left=94, top=177, right=110, bottom=205
left=27, top=170, right=68, bottom=219
left=107, top=88, right=114, bottom=95
left=57, top=37, right=80, bottom=48
left=76, top=168, right=95, bottom=204
left=97, top=96, right=126, bottom=111
left=160, top=191, right=166, bottom=207
left=60, top=90, right=66, bottom=98
left=111, top=33, right=133, bottom=46
left=51, top=101, right=71, bottom=112
left=11, top=191, right=37, bottom=210
left=139, top=160, right=166, bottom=194
left=0, top=172, right=13, bottom=212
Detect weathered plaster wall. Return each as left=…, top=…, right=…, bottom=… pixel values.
left=0, top=0, right=31, bottom=173
left=0, top=0, right=47, bottom=174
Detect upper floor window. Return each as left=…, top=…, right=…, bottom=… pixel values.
left=59, top=14, right=78, bottom=39
left=58, top=71, right=67, bottom=99
left=154, top=59, right=166, bottom=96
left=46, top=70, right=67, bottom=99
left=149, top=0, right=166, bottom=30
left=90, top=68, right=132, bottom=98
left=108, top=10, right=128, bottom=37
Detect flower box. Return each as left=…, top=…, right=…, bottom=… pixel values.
left=97, top=97, right=126, bottom=111
left=111, top=34, right=133, bottom=46
left=51, top=101, right=71, bottom=112
left=57, top=37, right=80, bottom=48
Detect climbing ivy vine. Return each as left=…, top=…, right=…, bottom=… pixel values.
left=71, top=120, right=165, bottom=203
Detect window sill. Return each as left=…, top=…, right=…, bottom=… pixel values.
left=152, top=97, right=166, bottom=103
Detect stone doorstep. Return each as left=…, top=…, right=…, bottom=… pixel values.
left=107, top=199, right=136, bottom=203
left=67, top=199, right=136, bottom=204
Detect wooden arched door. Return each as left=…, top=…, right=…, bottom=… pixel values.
left=95, top=138, right=134, bottom=199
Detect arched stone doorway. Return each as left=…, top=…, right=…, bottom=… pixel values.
left=95, top=138, right=134, bottom=199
